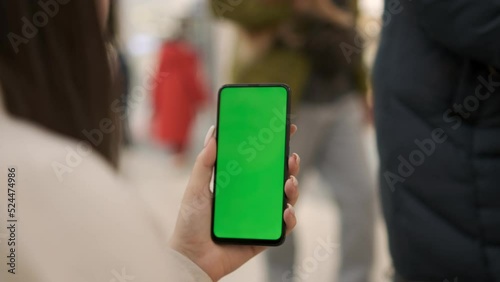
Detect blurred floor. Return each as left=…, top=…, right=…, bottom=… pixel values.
left=119, top=127, right=391, bottom=282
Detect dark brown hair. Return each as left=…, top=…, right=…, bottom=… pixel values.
left=0, top=0, right=120, bottom=166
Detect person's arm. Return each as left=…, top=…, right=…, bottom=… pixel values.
left=167, top=249, right=213, bottom=281
left=416, top=0, right=500, bottom=68
left=1, top=119, right=300, bottom=282
left=170, top=125, right=300, bottom=281
left=0, top=122, right=214, bottom=282
left=320, top=2, right=355, bottom=28
left=294, top=0, right=355, bottom=28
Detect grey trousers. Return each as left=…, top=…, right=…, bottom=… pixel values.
left=266, top=94, right=376, bottom=282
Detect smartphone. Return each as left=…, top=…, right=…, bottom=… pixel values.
left=212, top=84, right=291, bottom=246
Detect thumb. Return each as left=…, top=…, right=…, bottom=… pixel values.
left=186, top=126, right=216, bottom=197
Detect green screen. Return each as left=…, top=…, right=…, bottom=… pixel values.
left=213, top=85, right=288, bottom=241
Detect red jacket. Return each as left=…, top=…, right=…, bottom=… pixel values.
left=151, top=41, right=207, bottom=149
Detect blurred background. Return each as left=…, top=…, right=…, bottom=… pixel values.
left=115, top=0, right=389, bottom=281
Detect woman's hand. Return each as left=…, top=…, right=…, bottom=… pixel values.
left=170, top=125, right=300, bottom=281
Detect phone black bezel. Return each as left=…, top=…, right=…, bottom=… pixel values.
left=211, top=83, right=291, bottom=246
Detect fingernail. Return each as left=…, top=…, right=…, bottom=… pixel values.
left=290, top=175, right=298, bottom=186
left=204, top=125, right=215, bottom=147
left=287, top=203, right=296, bottom=215
left=293, top=153, right=300, bottom=165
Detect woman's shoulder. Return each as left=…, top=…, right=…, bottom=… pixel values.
left=0, top=115, right=116, bottom=184
left=0, top=116, right=212, bottom=282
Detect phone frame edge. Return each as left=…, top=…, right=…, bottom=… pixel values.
left=211, top=83, right=291, bottom=247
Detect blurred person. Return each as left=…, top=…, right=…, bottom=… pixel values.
left=0, top=1, right=300, bottom=281
left=267, top=0, right=376, bottom=281
left=372, top=0, right=500, bottom=281
left=215, top=0, right=310, bottom=110
left=151, top=18, right=209, bottom=167
left=213, top=0, right=375, bottom=281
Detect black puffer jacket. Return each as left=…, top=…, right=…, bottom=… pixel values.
left=373, top=0, right=500, bottom=281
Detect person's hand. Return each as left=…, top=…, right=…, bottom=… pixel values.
left=293, top=0, right=354, bottom=28
left=170, top=125, right=300, bottom=281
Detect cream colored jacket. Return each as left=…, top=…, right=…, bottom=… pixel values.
left=0, top=93, right=212, bottom=282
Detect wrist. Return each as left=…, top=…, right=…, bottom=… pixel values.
left=168, top=247, right=215, bottom=282
left=169, top=241, right=220, bottom=281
